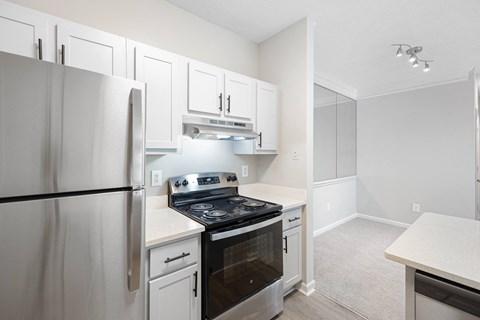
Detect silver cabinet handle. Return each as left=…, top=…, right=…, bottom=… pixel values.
left=219, top=93, right=223, bottom=111
left=258, top=132, right=263, bottom=148
left=127, top=189, right=144, bottom=292
left=61, top=44, right=65, bottom=65
left=227, top=95, right=231, bottom=113
left=38, top=38, right=43, bottom=60
left=164, top=252, right=190, bottom=264
left=288, top=217, right=300, bottom=222
left=283, top=236, right=288, bottom=253
left=130, top=89, right=144, bottom=188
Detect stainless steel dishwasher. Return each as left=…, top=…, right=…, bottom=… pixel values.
left=415, top=270, right=480, bottom=320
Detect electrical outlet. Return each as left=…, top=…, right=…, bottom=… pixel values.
left=412, top=203, right=421, bottom=213
left=242, top=165, right=248, bottom=177
left=292, top=149, right=299, bottom=160
left=151, top=170, right=162, bottom=187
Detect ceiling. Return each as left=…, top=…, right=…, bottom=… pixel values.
left=167, top=0, right=480, bottom=98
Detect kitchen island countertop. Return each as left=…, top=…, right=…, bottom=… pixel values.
left=385, top=212, right=480, bottom=290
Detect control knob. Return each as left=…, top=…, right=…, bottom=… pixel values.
left=182, top=179, right=189, bottom=186
left=174, top=180, right=181, bottom=187
left=227, top=175, right=237, bottom=182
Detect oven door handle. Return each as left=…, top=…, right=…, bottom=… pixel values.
left=210, top=214, right=283, bottom=241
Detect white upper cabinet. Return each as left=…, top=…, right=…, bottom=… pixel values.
left=234, top=80, right=278, bottom=155
left=256, top=81, right=278, bottom=151
left=188, top=61, right=224, bottom=116
left=0, top=2, right=50, bottom=61
left=57, top=21, right=126, bottom=77
left=128, top=40, right=183, bottom=153
left=188, top=61, right=254, bottom=121
left=224, top=72, right=254, bottom=120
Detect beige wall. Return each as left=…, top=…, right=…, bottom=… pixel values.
left=6, top=0, right=258, bottom=77
left=257, top=19, right=309, bottom=189
left=257, top=17, right=316, bottom=295
left=357, top=72, right=476, bottom=224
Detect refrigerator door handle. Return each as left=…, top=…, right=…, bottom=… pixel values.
left=130, top=88, right=145, bottom=188
left=127, top=189, right=144, bottom=292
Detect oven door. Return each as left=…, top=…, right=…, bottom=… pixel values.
left=203, top=213, right=283, bottom=319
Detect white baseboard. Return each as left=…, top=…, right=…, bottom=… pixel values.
left=357, top=213, right=410, bottom=229
left=298, top=280, right=316, bottom=296
left=313, top=213, right=358, bottom=237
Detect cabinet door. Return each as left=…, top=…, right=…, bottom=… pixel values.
left=57, top=22, right=126, bottom=77
left=149, top=264, right=199, bottom=320
left=224, top=72, right=253, bottom=120
left=256, top=82, right=278, bottom=151
left=133, top=43, right=181, bottom=150
left=283, top=226, right=302, bottom=290
left=188, top=61, right=223, bottom=116
left=0, top=3, right=48, bottom=61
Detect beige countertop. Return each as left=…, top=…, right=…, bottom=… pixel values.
left=145, top=196, right=204, bottom=248
left=385, top=212, right=480, bottom=290
left=238, top=183, right=306, bottom=211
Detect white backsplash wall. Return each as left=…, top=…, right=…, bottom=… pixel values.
left=145, top=138, right=258, bottom=196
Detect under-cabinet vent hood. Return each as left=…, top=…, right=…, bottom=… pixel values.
left=183, top=115, right=258, bottom=140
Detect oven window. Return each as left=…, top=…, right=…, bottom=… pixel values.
left=204, top=219, right=282, bottom=319
left=223, top=232, right=274, bottom=285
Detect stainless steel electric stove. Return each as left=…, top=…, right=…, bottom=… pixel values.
left=168, top=172, right=284, bottom=320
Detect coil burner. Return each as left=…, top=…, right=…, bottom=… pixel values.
left=204, top=210, right=227, bottom=219
left=242, top=201, right=266, bottom=209
left=228, top=196, right=246, bottom=203
left=190, top=203, right=214, bottom=211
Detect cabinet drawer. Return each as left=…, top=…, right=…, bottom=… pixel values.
left=283, top=207, right=302, bottom=230
left=150, top=236, right=198, bottom=278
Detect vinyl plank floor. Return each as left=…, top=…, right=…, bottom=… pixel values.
left=275, top=290, right=367, bottom=320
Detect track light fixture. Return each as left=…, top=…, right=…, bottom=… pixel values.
left=392, top=44, right=433, bottom=72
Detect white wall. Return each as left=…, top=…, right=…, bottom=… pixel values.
left=357, top=73, right=476, bottom=224
left=5, top=0, right=258, bottom=77
left=313, top=177, right=357, bottom=235
left=257, top=18, right=315, bottom=295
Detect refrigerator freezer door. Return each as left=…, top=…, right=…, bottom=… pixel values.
left=0, top=52, right=145, bottom=198
left=0, top=190, right=145, bottom=320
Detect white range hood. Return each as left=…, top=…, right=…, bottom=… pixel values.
left=183, top=115, right=258, bottom=141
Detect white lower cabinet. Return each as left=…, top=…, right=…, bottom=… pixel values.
left=148, top=235, right=201, bottom=320
left=282, top=208, right=303, bottom=291
left=149, top=264, right=199, bottom=320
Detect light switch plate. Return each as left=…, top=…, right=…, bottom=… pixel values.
left=151, top=170, right=162, bottom=187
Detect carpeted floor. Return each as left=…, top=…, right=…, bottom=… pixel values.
left=313, top=218, right=406, bottom=320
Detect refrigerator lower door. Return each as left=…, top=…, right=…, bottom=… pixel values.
left=0, top=190, right=145, bottom=320
left=0, top=51, right=145, bottom=198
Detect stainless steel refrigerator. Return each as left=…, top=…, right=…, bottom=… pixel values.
left=0, top=51, right=146, bottom=320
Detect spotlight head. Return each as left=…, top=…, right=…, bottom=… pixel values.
left=396, top=46, right=403, bottom=57
left=413, top=59, right=419, bottom=68
left=409, top=54, right=416, bottom=62
left=423, top=62, right=430, bottom=72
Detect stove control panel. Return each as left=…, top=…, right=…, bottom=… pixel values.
left=169, top=172, right=239, bottom=194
